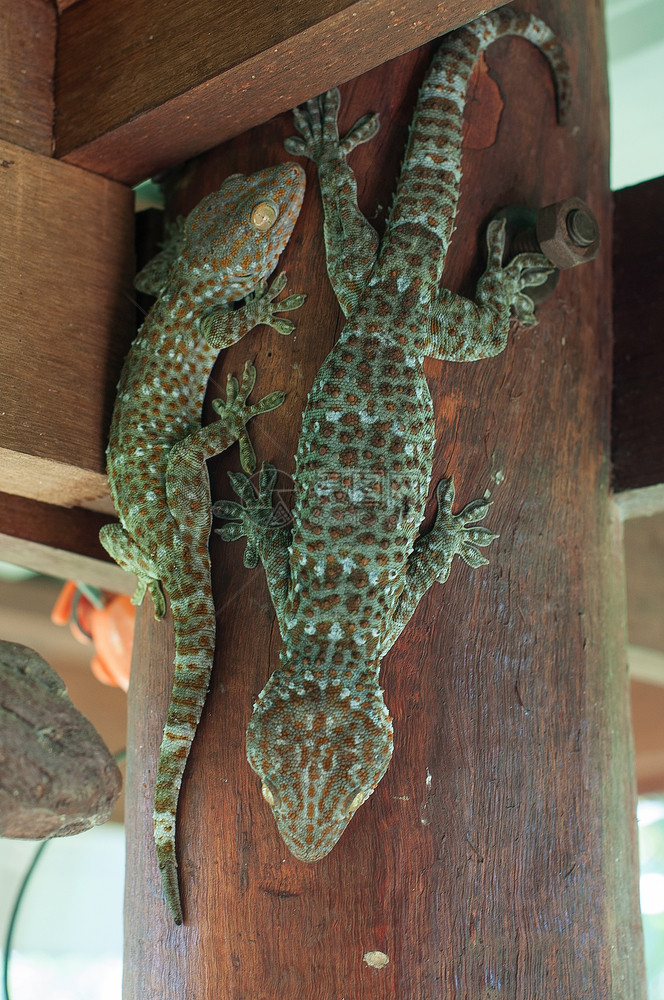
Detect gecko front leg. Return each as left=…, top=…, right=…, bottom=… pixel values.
left=201, top=271, right=306, bottom=348
left=285, top=88, right=380, bottom=316
left=425, top=219, right=555, bottom=362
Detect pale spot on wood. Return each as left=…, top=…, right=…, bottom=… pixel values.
left=363, top=951, right=389, bottom=969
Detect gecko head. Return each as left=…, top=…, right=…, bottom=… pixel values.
left=246, top=673, right=394, bottom=862
left=180, top=162, right=305, bottom=300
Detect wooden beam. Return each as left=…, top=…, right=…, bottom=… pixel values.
left=0, top=492, right=133, bottom=594
left=0, top=140, right=135, bottom=511
left=0, top=1, right=56, bottom=155
left=55, top=0, right=502, bottom=184
left=612, top=175, right=664, bottom=502
left=123, top=2, right=646, bottom=994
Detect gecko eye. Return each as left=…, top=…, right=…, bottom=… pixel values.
left=343, top=789, right=365, bottom=817
left=250, top=201, right=279, bottom=232
left=261, top=780, right=281, bottom=809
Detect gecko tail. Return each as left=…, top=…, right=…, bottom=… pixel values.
left=154, top=815, right=183, bottom=925
left=153, top=593, right=217, bottom=925
left=383, top=9, right=571, bottom=278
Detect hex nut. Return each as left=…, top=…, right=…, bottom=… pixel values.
left=535, top=197, right=600, bottom=269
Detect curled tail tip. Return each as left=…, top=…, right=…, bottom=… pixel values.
left=468, top=8, right=572, bottom=127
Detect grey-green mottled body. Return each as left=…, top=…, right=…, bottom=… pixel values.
left=216, top=11, right=570, bottom=861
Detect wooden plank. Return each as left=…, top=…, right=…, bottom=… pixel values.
left=0, top=491, right=133, bottom=594
left=0, top=0, right=56, bottom=154
left=0, top=140, right=136, bottom=511
left=123, top=2, right=645, bottom=996
left=612, top=175, right=664, bottom=497
left=55, top=0, right=502, bottom=184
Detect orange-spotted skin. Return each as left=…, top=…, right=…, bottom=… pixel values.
left=100, top=163, right=305, bottom=923
left=217, top=12, right=569, bottom=862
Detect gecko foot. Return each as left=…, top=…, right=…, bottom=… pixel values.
left=210, top=364, right=285, bottom=474
left=243, top=271, right=306, bottom=336
left=285, top=88, right=379, bottom=168
left=479, top=218, right=556, bottom=327
left=430, top=477, right=498, bottom=579
left=213, top=461, right=281, bottom=568
left=99, top=522, right=167, bottom=619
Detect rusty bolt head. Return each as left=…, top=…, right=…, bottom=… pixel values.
left=535, top=197, right=600, bottom=269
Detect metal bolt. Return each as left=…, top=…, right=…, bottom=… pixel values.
left=535, top=197, right=600, bottom=269
left=498, top=197, right=600, bottom=270
left=566, top=207, right=597, bottom=248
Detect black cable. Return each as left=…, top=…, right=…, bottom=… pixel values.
left=2, top=749, right=126, bottom=1000
left=2, top=840, right=48, bottom=1000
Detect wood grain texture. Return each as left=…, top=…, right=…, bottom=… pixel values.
left=0, top=491, right=133, bottom=594
left=55, top=0, right=501, bottom=185
left=612, top=175, right=664, bottom=494
left=124, top=3, right=646, bottom=996
left=0, top=140, right=135, bottom=511
left=0, top=0, right=55, bottom=154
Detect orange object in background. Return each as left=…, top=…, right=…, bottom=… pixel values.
left=52, top=581, right=134, bottom=692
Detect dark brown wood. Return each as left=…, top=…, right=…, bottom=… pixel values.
left=124, top=3, right=645, bottom=996
left=0, top=1, right=56, bottom=154
left=0, top=140, right=136, bottom=511
left=55, top=0, right=501, bottom=184
left=612, top=175, right=664, bottom=496
left=0, top=641, right=122, bottom=839
left=0, top=491, right=133, bottom=594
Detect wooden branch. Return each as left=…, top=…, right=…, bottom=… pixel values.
left=0, top=140, right=135, bottom=511
left=0, top=492, right=133, bottom=594
left=612, top=175, right=664, bottom=501
left=55, top=0, right=502, bottom=184
left=123, top=2, right=646, bottom=995
left=0, top=1, right=56, bottom=154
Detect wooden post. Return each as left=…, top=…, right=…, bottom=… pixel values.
left=124, top=1, right=646, bottom=996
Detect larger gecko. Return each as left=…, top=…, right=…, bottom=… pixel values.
left=216, top=11, right=570, bottom=861
left=100, top=163, right=306, bottom=923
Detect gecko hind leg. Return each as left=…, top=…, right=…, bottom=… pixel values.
left=382, top=478, right=498, bottom=656
left=165, top=361, right=285, bottom=527
left=213, top=462, right=292, bottom=634
left=214, top=461, right=281, bottom=568
left=99, top=522, right=167, bottom=619
left=425, top=477, right=499, bottom=578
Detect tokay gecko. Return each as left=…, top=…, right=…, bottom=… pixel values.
left=215, top=11, right=570, bottom=862
left=101, top=164, right=306, bottom=923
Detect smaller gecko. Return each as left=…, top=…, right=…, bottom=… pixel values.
left=101, top=163, right=305, bottom=923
